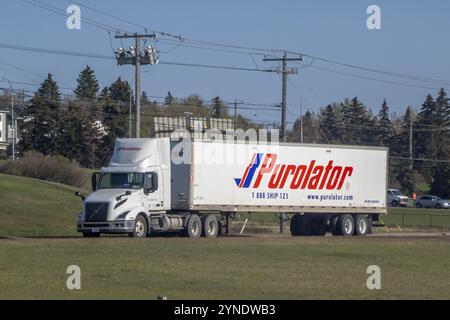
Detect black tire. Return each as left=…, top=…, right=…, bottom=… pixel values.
left=337, top=214, right=355, bottom=236
left=186, top=214, right=202, bottom=238
left=201, top=215, right=219, bottom=238
left=290, top=214, right=302, bottom=236
left=310, top=216, right=327, bottom=236
left=290, top=214, right=315, bottom=236
left=391, top=200, right=399, bottom=207
left=82, top=232, right=100, bottom=238
left=436, top=203, right=442, bottom=209
left=354, top=215, right=370, bottom=236
left=416, top=203, right=422, bottom=208
left=331, top=216, right=341, bottom=235
left=130, top=215, right=148, bottom=238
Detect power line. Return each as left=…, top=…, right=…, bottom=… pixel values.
left=0, top=42, right=276, bottom=73
left=22, top=0, right=450, bottom=87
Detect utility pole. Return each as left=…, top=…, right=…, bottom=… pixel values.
left=300, top=96, right=304, bottom=143
left=129, top=91, right=132, bottom=138
left=263, top=53, right=303, bottom=143
left=409, top=115, right=413, bottom=171
left=263, top=53, right=302, bottom=234
left=233, top=100, right=244, bottom=130
left=115, top=33, right=158, bottom=138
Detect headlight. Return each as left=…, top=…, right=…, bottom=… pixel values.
left=77, top=211, right=83, bottom=222
left=115, top=211, right=130, bottom=221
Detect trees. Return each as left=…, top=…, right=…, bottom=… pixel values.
left=74, top=65, right=99, bottom=100
left=290, top=111, right=319, bottom=143
left=164, top=91, right=175, bottom=106
left=319, top=103, right=341, bottom=144
left=429, top=88, right=450, bottom=198
left=341, top=97, right=376, bottom=145
left=98, top=80, right=129, bottom=165
left=19, top=74, right=61, bottom=156
left=393, top=106, right=416, bottom=195
left=210, top=96, right=229, bottom=118
left=376, top=99, right=395, bottom=146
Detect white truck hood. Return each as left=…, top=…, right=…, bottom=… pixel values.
left=85, top=189, right=139, bottom=202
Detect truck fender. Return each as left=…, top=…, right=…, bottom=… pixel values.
left=122, top=206, right=148, bottom=221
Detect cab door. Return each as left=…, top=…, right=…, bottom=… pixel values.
left=142, top=170, right=163, bottom=211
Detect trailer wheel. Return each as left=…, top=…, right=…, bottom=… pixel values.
left=354, top=215, right=370, bottom=236
left=290, top=214, right=314, bottom=236
left=337, top=214, right=354, bottom=236
left=130, top=215, right=148, bottom=238
left=186, top=214, right=202, bottom=238
left=201, top=215, right=219, bottom=238
left=331, top=216, right=341, bottom=235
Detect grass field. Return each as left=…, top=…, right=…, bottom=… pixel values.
left=0, top=174, right=82, bottom=237
left=1, top=173, right=450, bottom=299
left=1, top=236, right=450, bottom=299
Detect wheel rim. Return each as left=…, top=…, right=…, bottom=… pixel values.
left=358, top=219, right=367, bottom=234
left=135, top=220, right=145, bottom=237
left=207, top=221, right=216, bottom=235
left=344, top=219, right=353, bottom=234
left=191, top=221, right=199, bottom=235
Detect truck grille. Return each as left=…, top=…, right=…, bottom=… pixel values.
left=85, top=202, right=109, bottom=222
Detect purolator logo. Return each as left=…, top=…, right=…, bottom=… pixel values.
left=234, top=153, right=353, bottom=190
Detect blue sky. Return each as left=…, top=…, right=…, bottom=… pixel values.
left=0, top=0, right=449, bottom=125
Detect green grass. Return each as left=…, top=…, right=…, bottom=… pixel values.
left=1, top=173, right=449, bottom=238
left=0, top=174, right=82, bottom=237
left=0, top=236, right=449, bottom=299
left=1, top=173, right=450, bottom=299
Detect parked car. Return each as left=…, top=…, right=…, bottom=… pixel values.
left=387, top=189, right=409, bottom=207
left=415, top=195, right=450, bottom=209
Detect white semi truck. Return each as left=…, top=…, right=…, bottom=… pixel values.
left=76, top=138, right=388, bottom=238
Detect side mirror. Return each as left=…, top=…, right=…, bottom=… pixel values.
left=75, top=191, right=85, bottom=201
left=91, top=172, right=100, bottom=192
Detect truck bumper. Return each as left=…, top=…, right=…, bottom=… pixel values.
left=77, top=220, right=135, bottom=234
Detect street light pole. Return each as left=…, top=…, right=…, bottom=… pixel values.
left=2, top=78, right=15, bottom=160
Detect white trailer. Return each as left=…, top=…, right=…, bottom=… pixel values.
left=76, top=138, right=388, bottom=238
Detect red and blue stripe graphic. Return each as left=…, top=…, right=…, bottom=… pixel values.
left=234, top=153, right=264, bottom=188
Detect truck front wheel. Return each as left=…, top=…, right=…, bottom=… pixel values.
left=130, top=215, right=148, bottom=238
left=186, top=214, right=202, bottom=238
left=201, top=215, right=219, bottom=238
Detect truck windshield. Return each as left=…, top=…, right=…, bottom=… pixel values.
left=98, top=173, right=144, bottom=190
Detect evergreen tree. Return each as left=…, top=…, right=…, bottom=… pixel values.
left=341, top=97, right=375, bottom=145
left=318, top=103, right=341, bottom=144
left=394, top=106, right=416, bottom=195
left=290, top=111, right=319, bottom=143
left=429, top=88, right=450, bottom=197
left=58, top=103, right=85, bottom=161
left=164, top=91, right=175, bottom=106
left=141, top=91, right=150, bottom=105
left=18, top=74, right=61, bottom=155
left=211, top=96, right=228, bottom=118
left=414, top=94, right=435, bottom=179
left=376, top=99, right=395, bottom=146
left=98, top=85, right=128, bottom=165
left=74, top=65, right=99, bottom=99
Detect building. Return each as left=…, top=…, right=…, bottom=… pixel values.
left=0, top=110, right=9, bottom=157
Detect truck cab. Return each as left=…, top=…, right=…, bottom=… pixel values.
left=77, top=138, right=172, bottom=237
